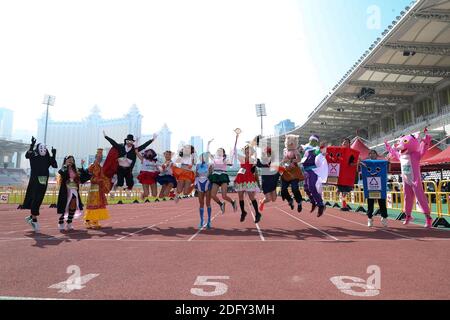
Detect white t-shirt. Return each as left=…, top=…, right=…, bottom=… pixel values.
left=141, top=159, right=159, bottom=173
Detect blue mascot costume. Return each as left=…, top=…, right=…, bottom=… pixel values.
left=361, top=159, right=389, bottom=227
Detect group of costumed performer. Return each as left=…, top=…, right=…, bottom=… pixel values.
left=385, top=128, right=433, bottom=228
left=21, top=137, right=58, bottom=232
left=20, top=126, right=436, bottom=232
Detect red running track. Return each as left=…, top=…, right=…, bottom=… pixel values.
left=0, top=198, right=449, bottom=300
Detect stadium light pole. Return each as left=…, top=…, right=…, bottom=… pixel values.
left=255, top=103, right=267, bottom=136
left=42, top=94, right=56, bottom=145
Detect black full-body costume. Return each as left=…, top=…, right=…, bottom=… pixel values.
left=22, top=143, right=58, bottom=216
left=56, top=159, right=91, bottom=224
left=104, top=134, right=155, bottom=190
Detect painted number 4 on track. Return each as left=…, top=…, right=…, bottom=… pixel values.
left=330, top=265, right=381, bottom=297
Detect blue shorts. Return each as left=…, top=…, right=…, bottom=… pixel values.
left=195, top=179, right=211, bottom=192
left=156, top=175, right=177, bottom=188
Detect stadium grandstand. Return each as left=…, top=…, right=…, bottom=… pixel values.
left=0, top=138, right=29, bottom=186
left=266, top=0, right=450, bottom=156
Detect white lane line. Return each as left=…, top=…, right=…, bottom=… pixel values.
left=188, top=212, right=221, bottom=241
left=247, top=201, right=265, bottom=241
left=117, top=209, right=195, bottom=240
left=275, top=207, right=339, bottom=241
left=0, top=296, right=71, bottom=300
left=326, top=212, right=417, bottom=240
left=1, top=236, right=449, bottom=243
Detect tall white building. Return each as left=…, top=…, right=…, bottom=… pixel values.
left=36, top=104, right=143, bottom=167
left=177, top=140, right=187, bottom=152
left=274, top=119, right=295, bottom=136
left=190, top=136, right=203, bottom=154
left=0, top=108, right=13, bottom=139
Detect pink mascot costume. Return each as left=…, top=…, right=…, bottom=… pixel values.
left=385, top=129, right=432, bottom=228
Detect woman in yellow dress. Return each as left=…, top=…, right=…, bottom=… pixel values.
left=84, top=148, right=111, bottom=229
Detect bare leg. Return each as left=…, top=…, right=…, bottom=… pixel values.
left=206, top=190, right=212, bottom=208
left=142, top=184, right=150, bottom=199
left=159, top=185, right=167, bottom=198
left=183, top=182, right=193, bottom=195
left=150, top=183, right=158, bottom=197
left=210, top=184, right=221, bottom=204
left=270, top=191, right=277, bottom=202
left=166, top=183, right=174, bottom=197
left=220, top=183, right=233, bottom=204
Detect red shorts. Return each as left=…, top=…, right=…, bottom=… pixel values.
left=137, top=171, right=159, bottom=185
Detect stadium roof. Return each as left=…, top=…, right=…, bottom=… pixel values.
left=282, top=0, right=450, bottom=143
left=0, top=138, right=29, bottom=153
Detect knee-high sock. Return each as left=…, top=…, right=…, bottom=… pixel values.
left=58, top=214, right=65, bottom=224
left=239, top=200, right=246, bottom=214
left=251, top=199, right=260, bottom=215
left=207, top=207, right=212, bottom=223
left=67, top=210, right=75, bottom=224
left=199, top=207, right=204, bottom=225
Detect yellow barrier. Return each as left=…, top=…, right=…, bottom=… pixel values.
left=437, top=180, right=450, bottom=219
left=2, top=182, right=450, bottom=218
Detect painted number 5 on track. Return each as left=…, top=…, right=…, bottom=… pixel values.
left=190, top=276, right=230, bottom=297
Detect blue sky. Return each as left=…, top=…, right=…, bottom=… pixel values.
left=0, top=0, right=414, bottom=151
left=299, top=0, right=413, bottom=93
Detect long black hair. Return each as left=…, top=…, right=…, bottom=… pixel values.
left=216, top=148, right=227, bottom=161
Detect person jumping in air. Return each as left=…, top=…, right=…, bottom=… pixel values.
left=156, top=151, right=177, bottom=199
left=84, top=148, right=111, bottom=229
left=21, top=137, right=58, bottom=232
left=103, top=131, right=157, bottom=191
left=207, top=138, right=237, bottom=214
left=385, top=128, right=433, bottom=228
left=361, top=149, right=389, bottom=228
left=173, top=145, right=196, bottom=202
left=233, top=131, right=262, bottom=223
left=56, top=156, right=90, bottom=231
left=301, top=135, right=328, bottom=217
left=279, top=134, right=304, bottom=213
left=256, top=143, right=280, bottom=212
left=195, top=153, right=213, bottom=229
left=136, top=148, right=160, bottom=201
left=338, top=138, right=358, bottom=211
